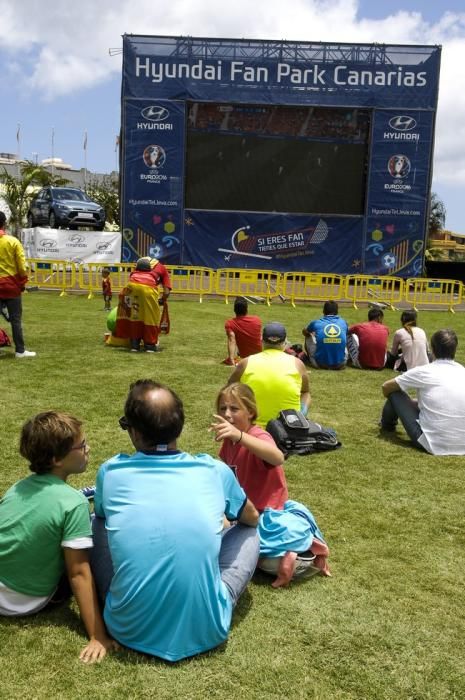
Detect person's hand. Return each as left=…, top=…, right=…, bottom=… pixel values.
left=209, top=414, right=242, bottom=444
left=158, top=298, right=165, bottom=306
left=79, top=636, right=119, bottom=664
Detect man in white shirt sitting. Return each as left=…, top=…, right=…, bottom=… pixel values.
left=380, top=328, right=465, bottom=455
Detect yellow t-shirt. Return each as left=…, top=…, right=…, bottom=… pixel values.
left=241, top=349, right=302, bottom=427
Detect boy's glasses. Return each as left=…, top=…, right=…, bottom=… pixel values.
left=119, top=416, right=131, bottom=431
left=70, top=439, right=88, bottom=452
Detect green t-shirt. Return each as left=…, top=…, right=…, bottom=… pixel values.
left=0, top=474, right=91, bottom=596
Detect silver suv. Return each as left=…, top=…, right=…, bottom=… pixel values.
left=27, top=187, right=106, bottom=230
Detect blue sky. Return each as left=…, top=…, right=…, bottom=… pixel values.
left=1, top=0, right=465, bottom=232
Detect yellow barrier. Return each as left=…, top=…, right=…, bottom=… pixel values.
left=404, top=278, right=462, bottom=313
left=215, top=268, right=282, bottom=305
left=27, top=259, right=76, bottom=296
left=165, top=266, right=215, bottom=303
left=78, top=263, right=134, bottom=298
left=281, top=272, right=345, bottom=307
left=345, top=275, right=404, bottom=310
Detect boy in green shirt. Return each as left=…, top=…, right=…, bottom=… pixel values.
left=0, top=411, right=116, bottom=663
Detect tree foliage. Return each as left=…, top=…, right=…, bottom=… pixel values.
left=86, top=175, right=120, bottom=227
left=428, top=191, right=446, bottom=237
left=0, top=162, right=69, bottom=236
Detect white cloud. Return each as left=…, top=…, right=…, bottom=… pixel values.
left=2, top=0, right=465, bottom=191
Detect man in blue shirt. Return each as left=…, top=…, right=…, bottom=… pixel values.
left=302, top=300, right=348, bottom=370
left=90, top=379, right=259, bottom=662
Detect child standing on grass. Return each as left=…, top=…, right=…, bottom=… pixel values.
left=101, top=268, right=112, bottom=311
left=211, top=383, right=331, bottom=588
left=0, top=411, right=116, bottom=663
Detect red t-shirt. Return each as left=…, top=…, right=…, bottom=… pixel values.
left=224, top=315, right=262, bottom=358
left=349, top=321, right=389, bottom=369
left=219, top=425, right=288, bottom=511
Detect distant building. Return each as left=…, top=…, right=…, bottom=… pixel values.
left=0, top=154, right=117, bottom=188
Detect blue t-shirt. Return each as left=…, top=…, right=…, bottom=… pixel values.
left=94, top=450, right=247, bottom=661
left=308, top=315, right=348, bottom=367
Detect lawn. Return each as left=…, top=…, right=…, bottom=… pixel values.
left=1, top=293, right=465, bottom=700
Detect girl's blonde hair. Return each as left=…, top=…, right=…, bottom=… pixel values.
left=216, top=383, right=258, bottom=422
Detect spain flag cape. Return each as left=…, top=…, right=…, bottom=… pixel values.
left=113, top=281, right=161, bottom=345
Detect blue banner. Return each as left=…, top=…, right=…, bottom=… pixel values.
left=123, top=36, right=441, bottom=109
left=183, top=211, right=364, bottom=273
left=121, top=98, right=185, bottom=263
left=364, top=109, right=434, bottom=276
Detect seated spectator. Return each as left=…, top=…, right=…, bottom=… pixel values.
left=222, top=297, right=262, bottom=366
left=228, top=322, right=310, bottom=427
left=0, top=411, right=115, bottom=663
left=212, top=383, right=330, bottom=588
left=386, top=309, right=429, bottom=371
left=90, top=380, right=259, bottom=662
left=380, top=329, right=465, bottom=454
left=347, top=307, right=389, bottom=370
left=302, top=300, right=348, bottom=370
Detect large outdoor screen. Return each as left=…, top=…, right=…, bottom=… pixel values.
left=185, top=103, right=370, bottom=216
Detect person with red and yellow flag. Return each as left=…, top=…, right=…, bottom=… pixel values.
left=0, top=211, right=36, bottom=358
left=107, top=257, right=171, bottom=352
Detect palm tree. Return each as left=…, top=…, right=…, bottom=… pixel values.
left=0, top=162, right=69, bottom=236
left=428, top=191, right=446, bottom=239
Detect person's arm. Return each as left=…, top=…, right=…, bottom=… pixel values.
left=226, top=330, right=237, bottom=363
left=382, top=377, right=401, bottom=397
left=210, top=415, right=284, bottom=466
left=390, top=330, right=401, bottom=356
left=63, top=548, right=116, bottom=663
left=302, top=327, right=311, bottom=338
left=161, top=285, right=171, bottom=302
left=237, top=498, right=259, bottom=527
left=296, top=357, right=311, bottom=414
left=15, top=240, right=28, bottom=283
left=228, top=357, right=248, bottom=384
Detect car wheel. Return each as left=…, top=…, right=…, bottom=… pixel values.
left=49, top=211, right=58, bottom=229
left=27, top=213, right=34, bottom=228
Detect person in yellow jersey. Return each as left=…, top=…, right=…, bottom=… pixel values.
left=228, top=322, right=310, bottom=428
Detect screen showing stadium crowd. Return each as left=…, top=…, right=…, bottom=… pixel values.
left=187, top=103, right=370, bottom=144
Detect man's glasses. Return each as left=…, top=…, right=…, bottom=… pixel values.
left=70, top=439, right=88, bottom=452
left=119, top=416, right=131, bottom=431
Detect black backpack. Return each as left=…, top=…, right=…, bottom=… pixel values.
left=266, top=409, right=341, bottom=458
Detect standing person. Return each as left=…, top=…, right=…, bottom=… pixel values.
left=347, top=307, right=389, bottom=370
left=0, top=211, right=35, bottom=358
left=101, top=268, right=112, bottom=311
left=108, top=256, right=171, bottom=352
left=211, top=383, right=330, bottom=588
left=387, top=309, right=429, bottom=371
left=90, top=380, right=259, bottom=662
left=228, top=322, right=310, bottom=427
left=380, top=329, right=465, bottom=454
left=302, top=300, right=348, bottom=370
left=0, top=411, right=115, bottom=663
left=222, top=296, right=262, bottom=366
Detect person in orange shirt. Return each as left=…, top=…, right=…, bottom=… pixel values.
left=0, top=211, right=35, bottom=358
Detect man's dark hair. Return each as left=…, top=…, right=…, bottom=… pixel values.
left=234, top=297, right=248, bottom=316
left=323, top=300, right=338, bottom=316
left=124, top=379, right=184, bottom=446
left=0, top=211, right=6, bottom=228
left=430, top=329, right=458, bottom=360
left=368, top=308, right=384, bottom=322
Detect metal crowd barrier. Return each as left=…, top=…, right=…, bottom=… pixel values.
left=344, top=274, right=404, bottom=310
left=166, top=266, right=215, bottom=303
left=78, top=262, right=134, bottom=298
left=215, top=268, right=282, bottom=305
left=281, top=272, right=345, bottom=307
left=404, top=278, right=463, bottom=313
left=27, top=259, right=76, bottom=296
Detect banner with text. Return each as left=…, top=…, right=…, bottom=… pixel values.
left=21, top=228, right=122, bottom=263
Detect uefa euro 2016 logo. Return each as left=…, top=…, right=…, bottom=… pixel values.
left=387, top=154, right=411, bottom=179
left=143, top=145, right=166, bottom=169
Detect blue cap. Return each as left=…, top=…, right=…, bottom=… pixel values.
left=262, top=322, right=286, bottom=344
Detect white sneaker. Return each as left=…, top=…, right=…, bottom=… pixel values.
left=15, top=350, right=36, bottom=358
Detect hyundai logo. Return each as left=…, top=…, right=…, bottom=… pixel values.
left=141, top=105, right=170, bottom=122
left=388, top=115, right=417, bottom=132
left=39, top=239, right=56, bottom=247
left=96, top=241, right=111, bottom=250
left=69, top=234, right=85, bottom=244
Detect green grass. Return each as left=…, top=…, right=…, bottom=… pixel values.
left=1, top=293, right=465, bottom=699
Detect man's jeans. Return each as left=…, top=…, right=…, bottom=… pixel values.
left=90, top=516, right=259, bottom=607
left=0, top=297, right=24, bottom=353
left=381, top=391, right=424, bottom=449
